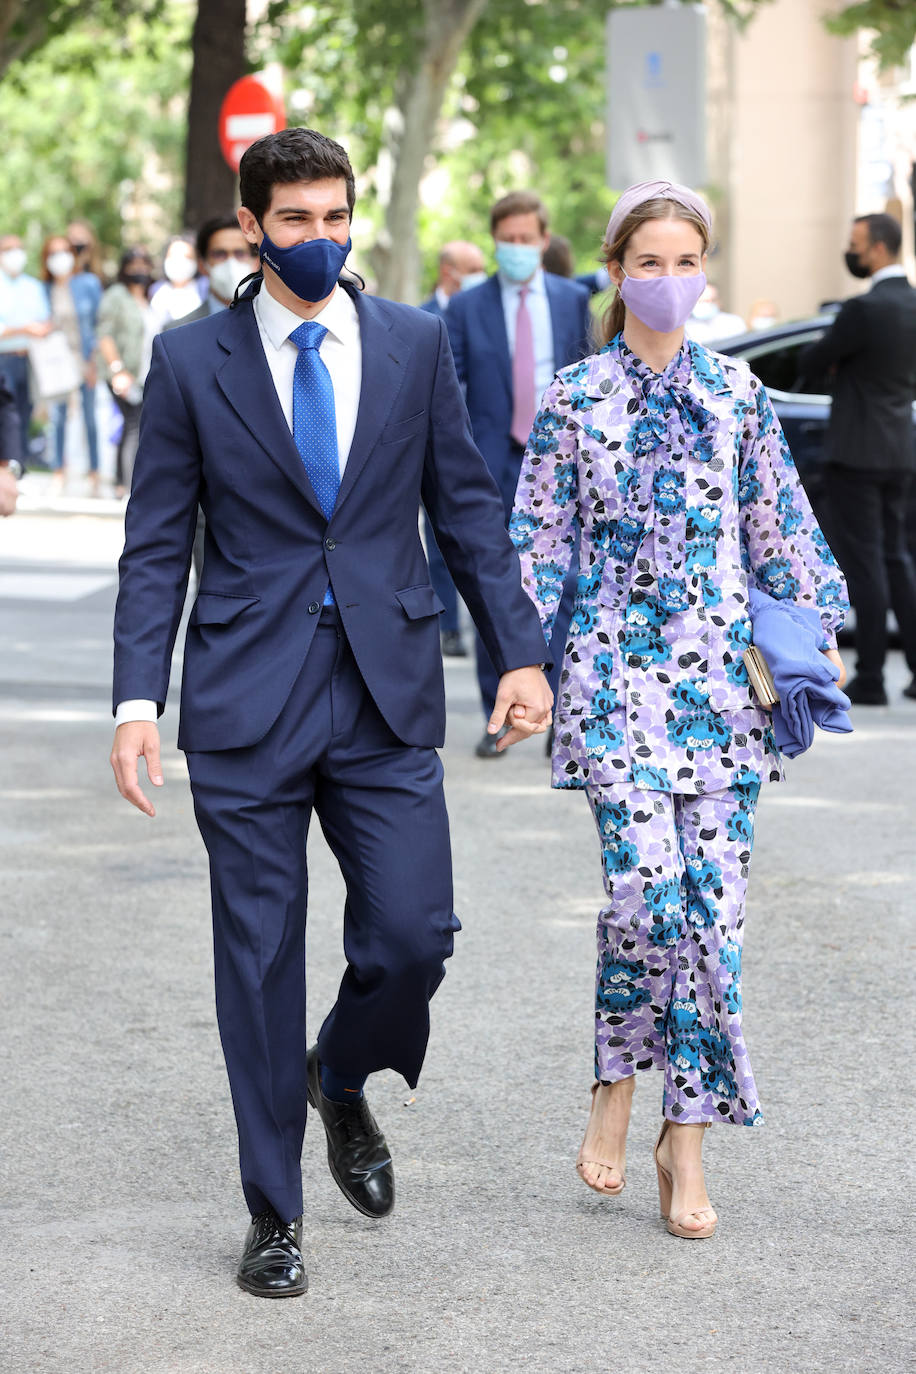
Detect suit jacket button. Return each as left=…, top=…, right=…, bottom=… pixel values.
left=325, top=537, right=336, bottom=550
left=308, top=602, right=320, bottom=614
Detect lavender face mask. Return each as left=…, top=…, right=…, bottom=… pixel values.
left=619, top=271, right=707, bottom=334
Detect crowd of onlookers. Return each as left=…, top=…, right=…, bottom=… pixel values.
left=0, top=216, right=260, bottom=499
left=0, top=211, right=777, bottom=509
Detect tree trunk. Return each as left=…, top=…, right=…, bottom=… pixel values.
left=372, top=0, right=488, bottom=303
left=183, top=0, right=247, bottom=228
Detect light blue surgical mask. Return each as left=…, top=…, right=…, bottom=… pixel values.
left=460, top=270, right=488, bottom=292
left=494, top=241, right=541, bottom=284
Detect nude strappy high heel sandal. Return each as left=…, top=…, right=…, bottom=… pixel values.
left=654, top=1120, right=717, bottom=1239
left=575, top=1083, right=626, bottom=1197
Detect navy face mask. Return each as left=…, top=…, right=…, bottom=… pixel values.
left=257, top=226, right=351, bottom=302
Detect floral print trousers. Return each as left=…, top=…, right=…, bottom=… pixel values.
left=586, top=779, right=764, bottom=1126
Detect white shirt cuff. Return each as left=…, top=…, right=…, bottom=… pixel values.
left=114, top=699, right=158, bottom=726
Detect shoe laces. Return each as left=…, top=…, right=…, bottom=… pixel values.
left=252, top=1208, right=297, bottom=1242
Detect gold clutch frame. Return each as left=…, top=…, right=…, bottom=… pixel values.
left=743, top=644, right=779, bottom=708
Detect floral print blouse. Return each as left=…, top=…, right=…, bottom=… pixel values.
left=509, top=335, right=848, bottom=795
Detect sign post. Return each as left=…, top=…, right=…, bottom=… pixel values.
left=218, top=76, right=287, bottom=173
left=606, top=7, right=707, bottom=188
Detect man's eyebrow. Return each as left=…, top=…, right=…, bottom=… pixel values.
left=272, top=205, right=350, bottom=217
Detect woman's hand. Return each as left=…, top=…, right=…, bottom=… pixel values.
left=111, top=369, right=135, bottom=398
left=823, top=647, right=846, bottom=688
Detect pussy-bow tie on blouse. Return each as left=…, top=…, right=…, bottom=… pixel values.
left=602, top=338, right=719, bottom=604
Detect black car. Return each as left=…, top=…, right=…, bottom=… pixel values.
left=719, top=311, right=916, bottom=638
left=719, top=310, right=916, bottom=541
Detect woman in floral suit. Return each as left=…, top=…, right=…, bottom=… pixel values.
left=510, top=182, right=847, bottom=1238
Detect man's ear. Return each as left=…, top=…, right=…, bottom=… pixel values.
left=237, top=206, right=260, bottom=246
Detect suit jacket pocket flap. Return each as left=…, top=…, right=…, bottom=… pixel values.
left=190, top=593, right=260, bottom=626
left=379, top=410, right=427, bottom=444
left=395, top=584, right=445, bottom=620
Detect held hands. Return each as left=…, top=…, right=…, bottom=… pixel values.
left=488, top=666, right=554, bottom=751
left=110, top=722, right=163, bottom=817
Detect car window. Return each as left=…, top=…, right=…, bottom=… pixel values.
left=739, top=330, right=831, bottom=398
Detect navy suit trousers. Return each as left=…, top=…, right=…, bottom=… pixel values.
left=186, top=608, right=459, bottom=1221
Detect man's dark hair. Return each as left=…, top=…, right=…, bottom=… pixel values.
left=543, top=233, right=574, bottom=278
left=490, top=190, right=549, bottom=236
left=196, top=214, right=245, bottom=261
left=239, top=128, right=356, bottom=223
left=855, top=212, right=902, bottom=258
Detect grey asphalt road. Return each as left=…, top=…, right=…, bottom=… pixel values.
left=1, top=511, right=914, bottom=1374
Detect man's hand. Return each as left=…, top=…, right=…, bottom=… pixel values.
left=110, top=722, right=163, bottom=816
left=23, top=320, right=53, bottom=338
left=824, top=647, right=847, bottom=689
left=488, top=665, right=553, bottom=751
left=0, top=466, right=17, bottom=517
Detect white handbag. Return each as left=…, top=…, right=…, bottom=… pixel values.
left=28, top=330, right=82, bottom=401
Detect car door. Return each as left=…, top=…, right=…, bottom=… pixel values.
left=726, top=327, right=831, bottom=511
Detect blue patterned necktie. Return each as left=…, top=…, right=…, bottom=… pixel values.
left=290, top=320, right=339, bottom=604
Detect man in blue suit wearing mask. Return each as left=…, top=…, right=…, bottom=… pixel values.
left=445, top=192, right=591, bottom=756
left=109, top=129, right=552, bottom=1298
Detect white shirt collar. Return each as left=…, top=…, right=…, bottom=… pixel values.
left=498, top=267, right=546, bottom=296
left=254, top=279, right=359, bottom=351
left=870, top=265, right=907, bottom=286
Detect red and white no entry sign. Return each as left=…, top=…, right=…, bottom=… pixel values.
left=218, top=76, right=287, bottom=172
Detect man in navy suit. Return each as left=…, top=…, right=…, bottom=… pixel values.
left=109, top=129, right=552, bottom=1298
left=445, top=192, right=591, bottom=756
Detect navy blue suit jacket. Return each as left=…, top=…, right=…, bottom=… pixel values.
left=113, top=283, right=547, bottom=752
left=420, top=295, right=445, bottom=318
left=444, top=272, right=591, bottom=513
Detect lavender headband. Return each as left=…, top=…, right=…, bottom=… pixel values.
left=605, top=180, right=712, bottom=245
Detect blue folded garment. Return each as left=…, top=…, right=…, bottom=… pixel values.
left=747, top=586, right=852, bottom=758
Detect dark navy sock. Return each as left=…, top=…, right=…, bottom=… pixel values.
left=319, top=1062, right=366, bottom=1103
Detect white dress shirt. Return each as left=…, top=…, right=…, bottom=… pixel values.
left=498, top=267, right=555, bottom=414
left=115, top=281, right=363, bottom=727
left=870, top=265, right=908, bottom=287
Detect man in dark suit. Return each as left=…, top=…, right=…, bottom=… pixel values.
left=803, top=212, right=916, bottom=704
left=445, top=191, right=591, bottom=755
left=420, top=240, right=487, bottom=318
left=109, top=129, right=552, bottom=1297
left=418, top=240, right=487, bottom=657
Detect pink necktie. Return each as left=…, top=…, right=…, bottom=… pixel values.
left=510, top=286, right=536, bottom=447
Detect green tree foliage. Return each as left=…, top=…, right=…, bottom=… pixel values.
left=0, top=0, right=165, bottom=80
left=0, top=2, right=191, bottom=265
left=828, top=0, right=916, bottom=70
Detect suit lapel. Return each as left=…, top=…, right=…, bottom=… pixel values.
left=544, top=274, right=566, bottom=371
left=215, top=296, right=324, bottom=516
left=479, top=276, right=512, bottom=403
left=332, top=288, right=411, bottom=516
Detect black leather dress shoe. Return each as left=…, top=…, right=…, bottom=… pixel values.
left=237, top=1210, right=307, bottom=1297
left=845, top=676, right=888, bottom=706
left=307, top=1047, right=395, bottom=1218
